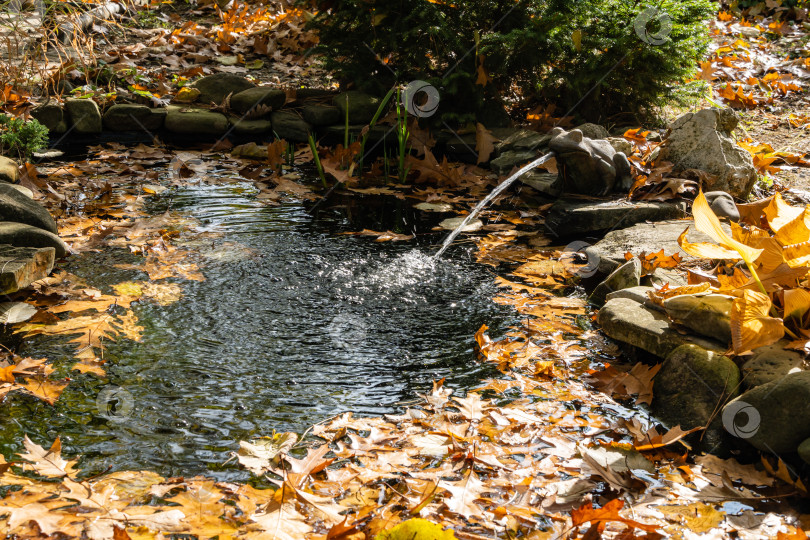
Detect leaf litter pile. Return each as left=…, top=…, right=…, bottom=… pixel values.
left=2, top=5, right=810, bottom=540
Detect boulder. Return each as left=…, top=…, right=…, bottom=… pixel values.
left=658, top=108, right=757, bottom=199
left=606, top=137, right=633, bottom=156
left=0, top=222, right=68, bottom=258
left=229, top=118, right=272, bottom=136
left=663, top=294, right=733, bottom=344
left=705, top=191, right=740, bottom=222
left=65, top=98, right=102, bottom=135
left=31, top=99, right=68, bottom=135
left=605, top=286, right=658, bottom=309
left=164, top=108, right=229, bottom=136
left=653, top=344, right=741, bottom=453
left=230, top=87, right=286, bottom=115
left=0, top=157, right=18, bottom=184
left=518, top=171, right=561, bottom=198
left=302, top=104, right=341, bottom=126
left=294, top=88, right=337, bottom=102
left=0, top=245, right=55, bottom=294
left=496, top=130, right=550, bottom=154
left=588, top=220, right=730, bottom=274
left=333, top=91, right=382, bottom=125
left=189, top=73, right=255, bottom=105
left=490, top=150, right=536, bottom=175
left=270, top=111, right=312, bottom=142
left=597, top=297, right=725, bottom=358
left=574, top=123, right=609, bottom=140
left=725, top=371, right=810, bottom=453
left=642, top=268, right=688, bottom=288
left=798, top=438, right=810, bottom=465
left=545, top=198, right=689, bottom=239
left=741, top=341, right=805, bottom=388
left=103, top=104, right=166, bottom=131
left=589, top=258, right=641, bottom=306
left=0, top=183, right=58, bottom=233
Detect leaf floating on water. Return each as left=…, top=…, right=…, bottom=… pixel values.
left=438, top=216, right=483, bottom=232
left=341, top=229, right=414, bottom=242
left=236, top=432, right=298, bottom=475
left=0, top=302, right=38, bottom=324
left=19, top=436, right=78, bottom=478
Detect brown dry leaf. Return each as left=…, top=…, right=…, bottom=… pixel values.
left=18, top=436, right=78, bottom=478
left=438, top=470, right=485, bottom=519
left=730, top=289, right=784, bottom=354
left=633, top=425, right=702, bottom=451
left=342, top=229, right=414, bottom=242
left=571, top=499, right=660, bottom=533
left=475, top=122, right=497, bottom=164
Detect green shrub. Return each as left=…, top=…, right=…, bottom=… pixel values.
left=0, top=115, right=49, bottom=161
left=306, top=0, right=715, bottom=124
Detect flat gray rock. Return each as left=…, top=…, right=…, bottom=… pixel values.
left=164, top=108, right=229, bottom=136
left=0, top=183, right=58, bottom=233
left=588, top=219, right=729, bottom=274
left=0, top=156, right=18, bottom=184
left=653, top=344, right=740, bottom=453
left=65, top=98, right=102, bottom=135
left=230, top=87, right=285, bottom=115
left=589, top=257, right=641, bottom=306
left=270, top=111, right=312, bottom=142
left=0, top=222, right=68, bottom=258
left=103, top=104, right=166, bottom=132
left=741, top=341, right=806, bottom=388
left=189, top=73, right=255, bottom=105
left=545, top=197, right=688, bottom=239
left=726, top=371, right=810, bottom=453
left=302, top=104, right=341, bottom=126
left=0, top=244, right=55, bottom=294
left=597, top=297, right=725, bottom=359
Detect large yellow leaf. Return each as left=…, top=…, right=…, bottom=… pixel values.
left=783, top=288, right=810, bottom=323
left=784, top=240, right=810, bottom=268
left=730, top=289, right=784, bottom=354
left=693, top=191, right=762, bottom=264
left=764, top=192, right=804, bottom=232
left=775, top=206, right=810, bottom=246
left=677, top=228, right=741, bottom=260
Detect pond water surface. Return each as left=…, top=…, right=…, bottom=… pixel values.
left=0, top=180, right=517, bottom=480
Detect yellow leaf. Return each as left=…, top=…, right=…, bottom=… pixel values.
left=693, top=191, right=762, bottom=264
left=375, top=518, right=457, bottom=540
left=19, top=378, right=68, bottom=405
left=677, top=228, right=741, bottom=259
left=764, top=192, right=804, bottom=232
left=730, top=289, right=784, bottom=354
left=783, top=289, right=810, bottom=322
left=572, top=29, right=583, bottom=51
left=775, top=206, right=810, bottom=246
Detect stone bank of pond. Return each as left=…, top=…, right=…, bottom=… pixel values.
left=0, top=182, right=519, bottom=481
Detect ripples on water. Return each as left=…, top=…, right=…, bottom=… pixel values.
left=0, top=182, right=517, bottom=479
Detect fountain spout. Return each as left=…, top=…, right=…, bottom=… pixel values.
left=434, top=151, right=557, bottom=259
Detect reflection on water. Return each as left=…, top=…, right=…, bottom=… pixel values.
left=0, top=183, right=516, bottom=480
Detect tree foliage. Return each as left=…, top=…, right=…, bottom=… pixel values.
left=307, top=0, right=715, bottom=123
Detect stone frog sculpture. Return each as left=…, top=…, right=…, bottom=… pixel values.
left=548, top=127, right=633, bottom=196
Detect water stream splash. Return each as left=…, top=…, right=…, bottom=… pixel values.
left=434, top=152, right=557, bottom=259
